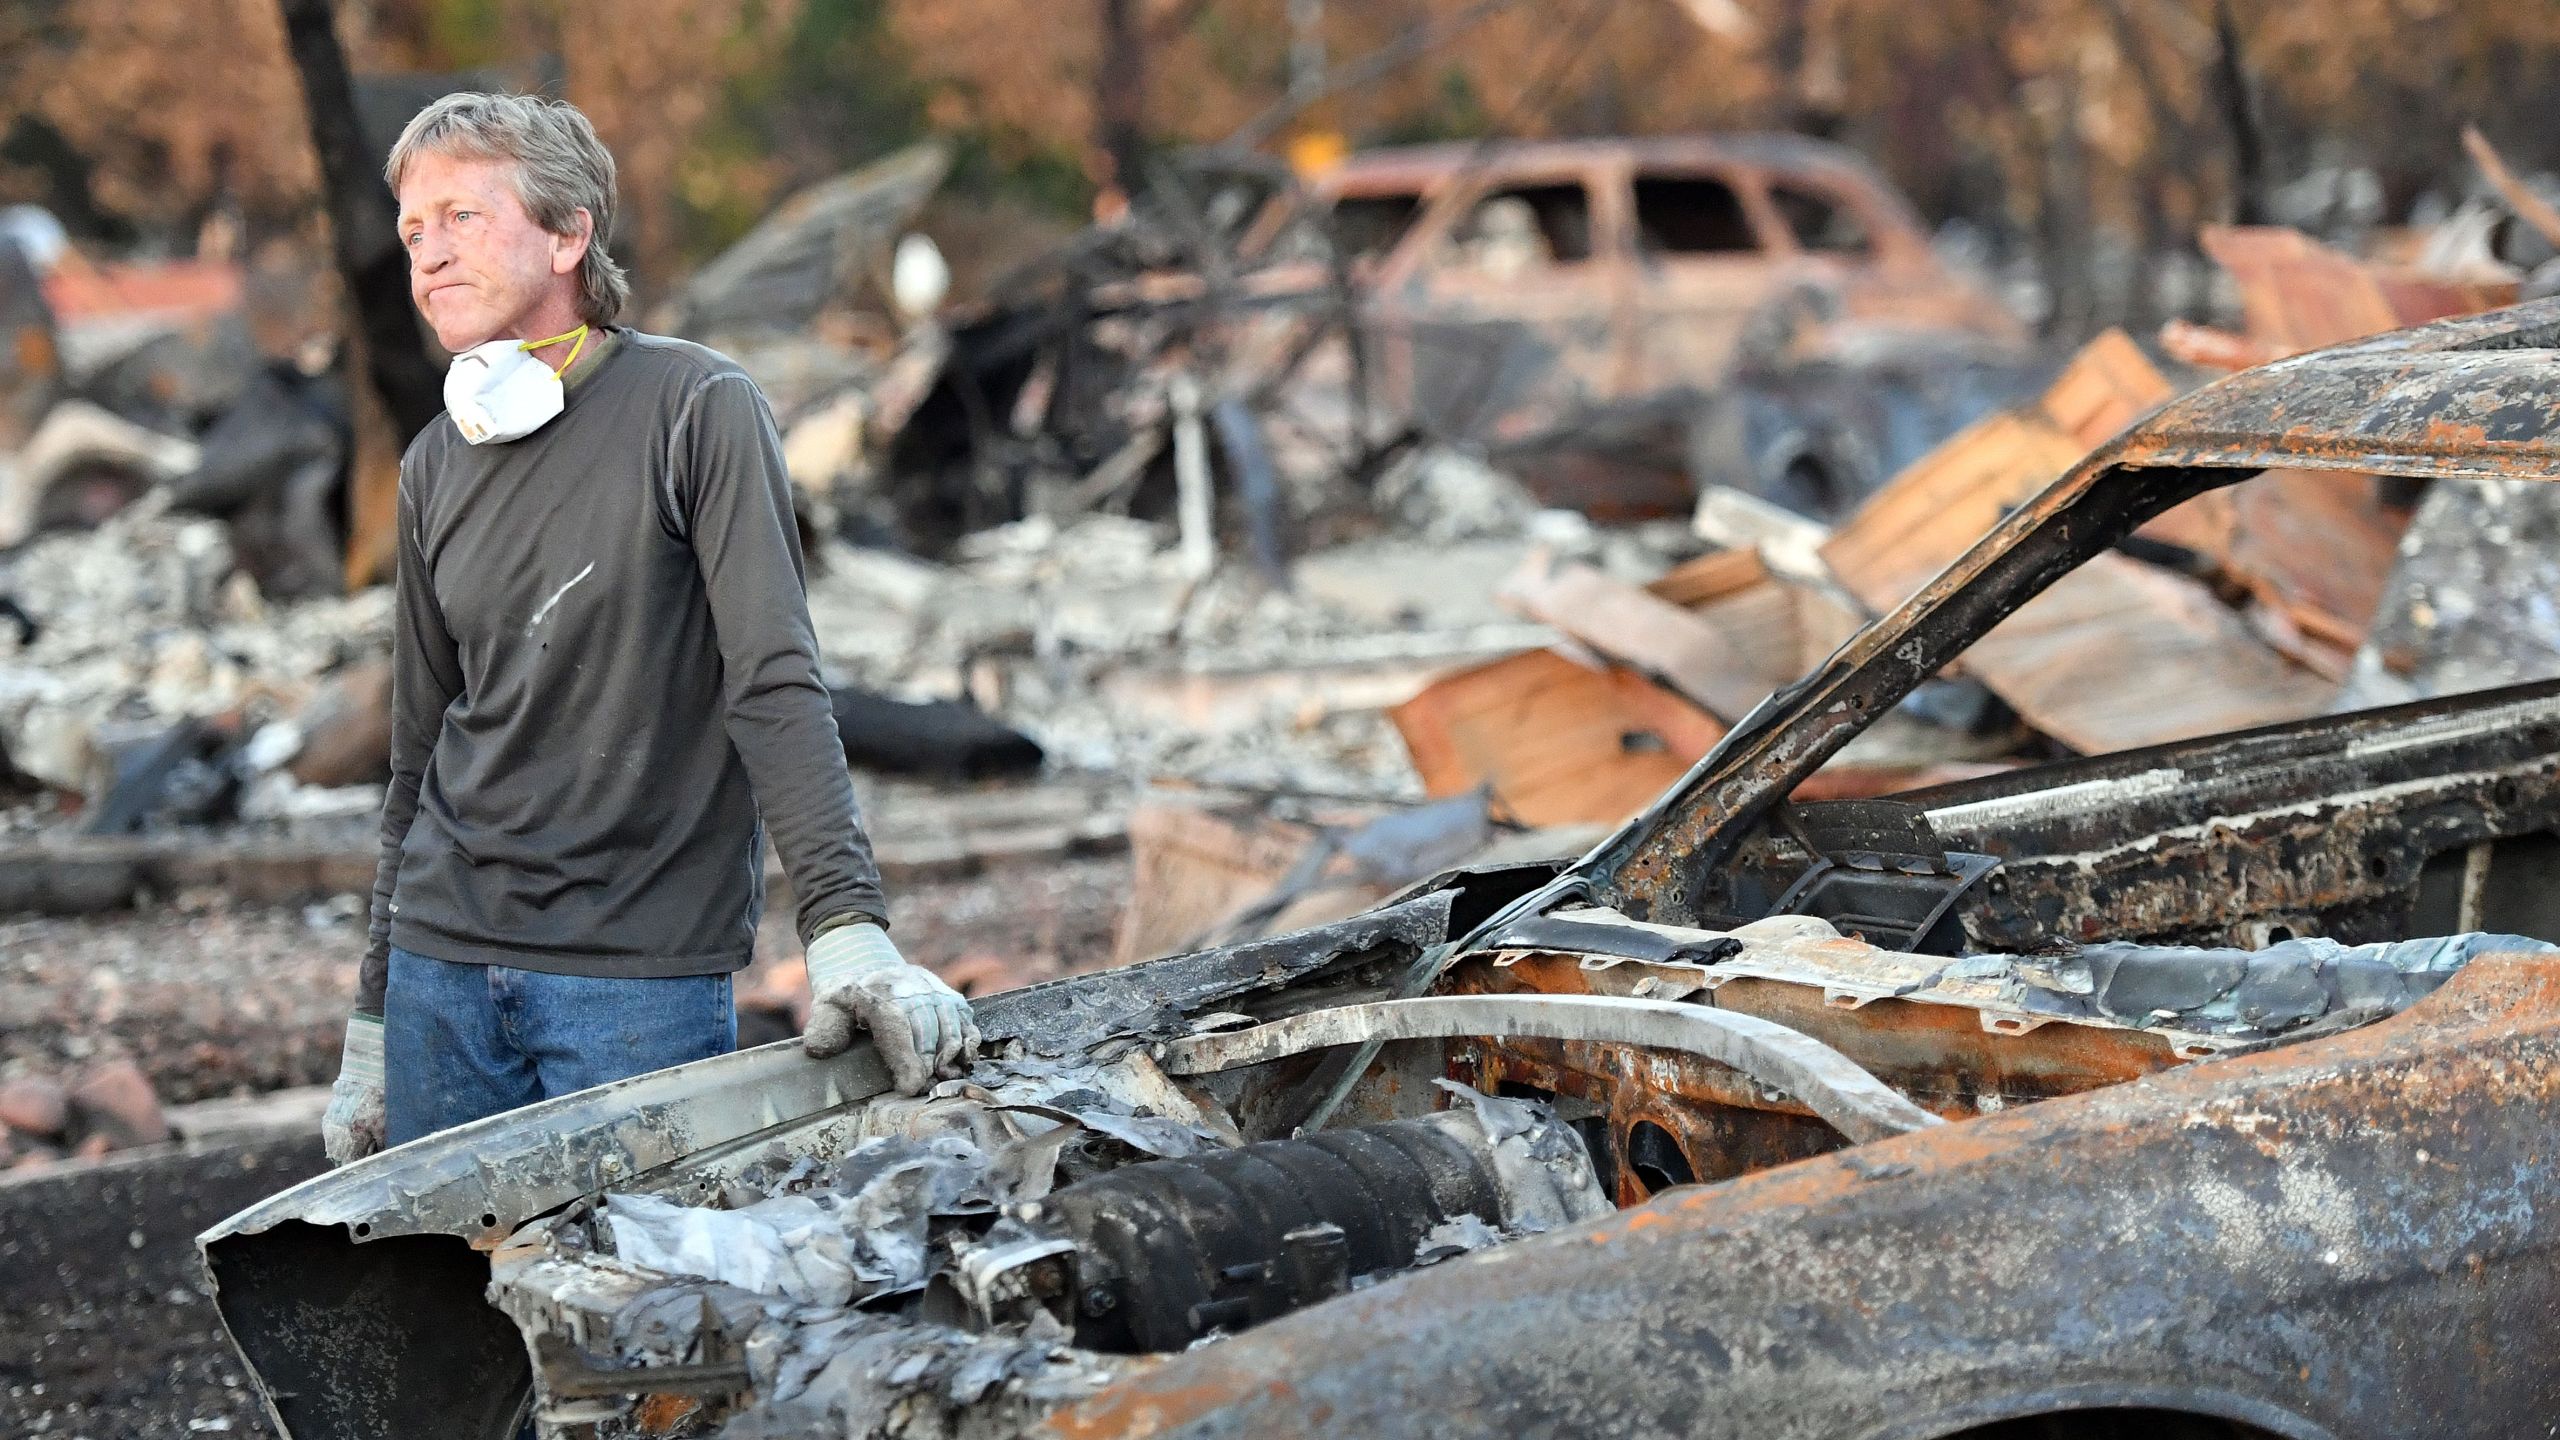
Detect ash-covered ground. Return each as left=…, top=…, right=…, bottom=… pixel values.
left=0, top=853, right=1129, bottom=1102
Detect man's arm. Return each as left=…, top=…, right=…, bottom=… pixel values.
left=363, top=466, right=465, bottom=1014
left=676, top=369, right=887, bottom=935
left=678, top=369, right=974, bottom=1092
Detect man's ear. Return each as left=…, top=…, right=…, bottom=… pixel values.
left=552, top=208, right=594, bottom=277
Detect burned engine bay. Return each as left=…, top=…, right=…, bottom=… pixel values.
left=472, top=885, right=2545, bottom=1439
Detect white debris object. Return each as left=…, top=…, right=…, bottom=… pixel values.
left=891, top=233, right=952, bottom=321
left=606, top=1192, right=859, bottom=1307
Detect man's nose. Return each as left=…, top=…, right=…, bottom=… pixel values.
left=412, top=228, right=452, bottom=273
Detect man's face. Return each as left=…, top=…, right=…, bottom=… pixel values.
left=395, top=150, right=588, bottom=352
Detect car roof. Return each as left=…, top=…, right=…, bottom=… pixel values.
left=1327, top=133, right=1898, bottom=195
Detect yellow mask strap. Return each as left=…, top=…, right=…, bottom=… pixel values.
left=521, top=324, right=590, bottom=375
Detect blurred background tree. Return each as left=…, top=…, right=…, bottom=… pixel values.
left=5, top=0, right=2560, bottom=330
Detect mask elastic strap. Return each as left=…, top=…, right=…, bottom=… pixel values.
left=521, top=324, right=590, bottom=375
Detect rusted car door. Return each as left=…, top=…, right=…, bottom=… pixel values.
left=1754, top=165, right=2021, bottom=341
left=1624, top=157, right=1791, bottom=393
left=1365, top=161, right=1637, bottom=446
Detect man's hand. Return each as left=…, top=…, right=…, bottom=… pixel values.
left=322, top=1012, right=387, bottom=1165
left=802, top=922, right=979, bottom=1093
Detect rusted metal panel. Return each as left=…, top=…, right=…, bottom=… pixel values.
left=1819, top=409, right=2090, bottom=614
left=2036, top=326, right=2177, bottom=449
left=1110, top=803, right=1323, bottom=967
left=2143, top=467, right=2410, bottom=668
left=1390, top=648, right=1724, bottom=826
left=2218, top=469, right=2408, bottom=646
left=1824, top=329, right=2175, bottom=616
left=2201, top=225, right=2405, bottom=354
left=1645, top=545, right=1771, bottom=607
left=1044, top=953, right=2560, bottom=1439
left=1958, top=551, right=2333, bottom=755
left=1498, top=550, right=1773, bottom=721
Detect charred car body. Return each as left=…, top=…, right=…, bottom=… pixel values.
left=881, top=135, right=2034, bottom=549
left=207, top=301, right=2560, bottom=1438
left=1316, top=134, right=2033, bottom=515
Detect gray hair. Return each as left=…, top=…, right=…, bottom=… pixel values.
left=385, top=92, right=629, bottom=326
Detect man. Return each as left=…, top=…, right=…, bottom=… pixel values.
left=321, top=93, right=976, bottom=1166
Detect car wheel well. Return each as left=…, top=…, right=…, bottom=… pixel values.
left=1935, top=1408, right=2289, bottom=1440
left=1775, top=451, right=1838, bottom=514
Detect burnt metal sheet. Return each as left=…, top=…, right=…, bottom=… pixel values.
left=2122, top=303, right=2560, bottom=480
left=1389, top=648, right=1725, bottom=828
left=1044, top=952, right=2560, bottom=1439
left=1158, top=993, right=1941, bottom=1143
left=1881, top=679, right=2560, bottom=953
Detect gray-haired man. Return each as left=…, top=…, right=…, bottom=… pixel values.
left=320, top=93, right=976, bottom=1166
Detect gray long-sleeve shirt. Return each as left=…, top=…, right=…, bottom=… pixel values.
left=361, top=328, right=885, bottom=1013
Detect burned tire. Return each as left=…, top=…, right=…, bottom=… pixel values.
left=1683, top=389, right=1869, bottom=522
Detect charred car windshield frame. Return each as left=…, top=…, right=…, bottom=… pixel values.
left=1575, top=298, right=2560, bottom=929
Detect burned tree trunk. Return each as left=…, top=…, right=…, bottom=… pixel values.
left=274, top=0, right=443, bottom=587
left=1096, top=0, right=1148, bottom=203
left=2214, top=0, right=2267, bottom=226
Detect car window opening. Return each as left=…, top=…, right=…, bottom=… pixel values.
left=1634, top=175, right=1758, bottom=255
left=1444, top=182, right=1594, bottom=276
left=1329, top=191, right=1426, bottom=264
left=1770, top=182, right=1872, bottom=254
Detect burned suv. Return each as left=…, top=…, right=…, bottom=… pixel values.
left=205, top=301, right=2560, bottom=1439
left=1311, top=135, right=2030, bottom=513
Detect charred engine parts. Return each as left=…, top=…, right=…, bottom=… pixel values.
left=954, top=1096, right=1608, bottom=1351
left=1769, top=798, right=2000, bottom=953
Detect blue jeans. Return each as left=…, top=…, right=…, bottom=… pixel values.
left=383, top=946, right=737, bottom=1147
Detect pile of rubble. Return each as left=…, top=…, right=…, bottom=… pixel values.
left=0, top=1059, right=167, bottom=1171
left=0, top=499, right=392, bottom=834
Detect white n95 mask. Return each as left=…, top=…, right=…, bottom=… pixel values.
left=444, top=325, right=588, bottom=445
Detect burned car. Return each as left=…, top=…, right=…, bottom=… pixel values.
left=205, top=300, right=2560, bottom=1439
left=1315, top=134, right=2033, bottom=513
left=882, top=135, right=2033, bottom=550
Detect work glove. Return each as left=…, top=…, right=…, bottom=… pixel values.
left=802, top=922, right=979, bottom=1094
left=322, top=1012, right=387, bottom=1166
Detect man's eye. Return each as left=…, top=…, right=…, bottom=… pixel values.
left=454, top=210, right=475, bottom=222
